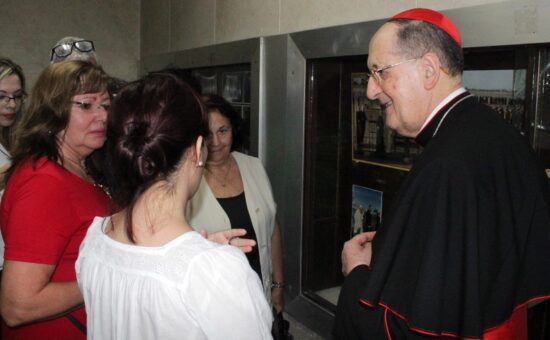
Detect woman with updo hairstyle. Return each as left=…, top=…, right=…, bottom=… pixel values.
left=76, top=72, right=272, bottom=340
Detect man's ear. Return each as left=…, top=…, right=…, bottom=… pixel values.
left=420, top=52, right=441, bottom=90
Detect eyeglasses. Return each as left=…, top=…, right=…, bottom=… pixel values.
left=366, top=58, right=419, bottom=84
left=0, top=93, right=26, bottom=105
left=51, top=40, right=95, bottom=61
left=72, top=101, right=110, bottom=112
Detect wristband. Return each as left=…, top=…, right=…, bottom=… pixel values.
left=271, top=281, right=285, bottom=289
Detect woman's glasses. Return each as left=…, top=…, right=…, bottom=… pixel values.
left=72, top=101, right=110, bottom=113
left=50, top=40, right=95, bottom=61
left=0, top=93, right=26, bottom=105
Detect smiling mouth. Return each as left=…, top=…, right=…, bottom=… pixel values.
left=380, top=101, right=393, bottom=110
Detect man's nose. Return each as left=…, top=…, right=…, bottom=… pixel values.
left=366, top=79, right=381, bottom=100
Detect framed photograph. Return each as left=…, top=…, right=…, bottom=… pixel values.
left=351, top=185, right=383, bottom=237
left=192, top=70, right=217, bottom=95
left=222, top=72, right=243, bottom=103
left=351, top=72, right=421, bottom=170
left=463, top=69, right=526, bottom=131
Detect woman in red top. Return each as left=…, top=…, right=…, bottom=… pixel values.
left=0, top=61, right=112, bottom=339
left=0, top=63, right=256, bottom=339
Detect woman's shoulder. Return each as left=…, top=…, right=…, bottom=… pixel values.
left=232, top=151, right=256, bottom=162
left=6, top=157, right=66, bottom=190
left=78, top=216, right=107, bottom=251
left=232, top=151, right=264, bottom=170
left=170, top=234, right=246, bottom=264
left=185, top=240, right=252, bottom=277
left=80, top=232, right=247, bottom=284
left=13, top=156, right=63, bottom=178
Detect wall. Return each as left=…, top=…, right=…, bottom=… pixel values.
left=2, top=0, right=140, bottom=88
left=0, top=0, right=540, bottom=96
left=141, top=0, right=509, bottom=58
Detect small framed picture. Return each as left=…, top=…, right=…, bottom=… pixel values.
left=351, top=185, right=383, bottom=237
left=192, top=70, right=217, bottom=95
left=222, top=72, right=243, bottom=103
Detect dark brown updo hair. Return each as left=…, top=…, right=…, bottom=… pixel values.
left=106, top=72, right=209, bottom=241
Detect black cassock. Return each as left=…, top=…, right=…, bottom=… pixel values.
left=335, top=92, right=550, bottom=339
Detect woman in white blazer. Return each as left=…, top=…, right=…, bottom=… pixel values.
left=187, top=94, right=285, bottom=313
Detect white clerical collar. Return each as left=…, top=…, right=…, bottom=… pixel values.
left=419, top=87, right=467, bottom=133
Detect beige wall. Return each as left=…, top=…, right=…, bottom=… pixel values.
left=2, top=0, right=140, bottom=89
left=141, top=0, right=508, bottom=58
left=1, top=0, right=536, bottom=87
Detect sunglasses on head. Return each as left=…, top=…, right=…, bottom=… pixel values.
left=50, top=40, right=95, bottom=61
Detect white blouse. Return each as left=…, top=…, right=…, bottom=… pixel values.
left=76, top=217, right=273, bottom=340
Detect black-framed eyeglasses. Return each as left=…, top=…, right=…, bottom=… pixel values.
left=0, top=93, right=26, bottom=105
left=366, top=58, right=419, bottom=84
left=51, top=40, right=95, bottom=61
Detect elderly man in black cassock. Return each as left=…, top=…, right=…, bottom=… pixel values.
left=334, top=8, right=550, bottom=340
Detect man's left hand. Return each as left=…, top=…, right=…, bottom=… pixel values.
left=341, top=231, right=376, bottom=276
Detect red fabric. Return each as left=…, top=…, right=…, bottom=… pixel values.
left=390, top=8, right=462, bottom=47
left=483, top=305, right=527, bottom=340
left=372, top=299, right=528, bottom=339
left=378, top=299, right=528, bottom=340
left=1, top=157, right=110, bottom=339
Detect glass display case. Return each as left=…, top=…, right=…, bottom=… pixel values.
left=302, top=56, right=410, bottom=310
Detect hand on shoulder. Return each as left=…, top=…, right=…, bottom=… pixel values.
left=199, top=228, right=257, bottom=253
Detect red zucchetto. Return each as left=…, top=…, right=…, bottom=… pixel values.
left=390, top=8, right=462, bottom=47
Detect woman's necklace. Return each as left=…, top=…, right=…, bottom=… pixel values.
left=61, top=156, right=112, bottom=198
left=205, top=156, right=233, bottom=188
left=64, top=157, right=90, bottom=181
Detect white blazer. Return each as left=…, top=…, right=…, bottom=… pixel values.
left=186, top=151, right=277, bottom=302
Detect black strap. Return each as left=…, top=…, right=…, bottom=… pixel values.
left=272, top=309, right=292, bottom=340
left=65, top=313, right=87, bottom=335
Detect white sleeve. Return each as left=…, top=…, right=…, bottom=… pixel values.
left=183, top=245, right=273, bottom=340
